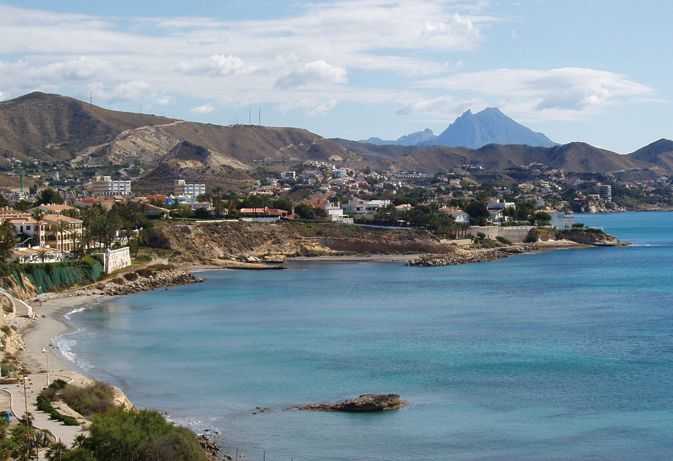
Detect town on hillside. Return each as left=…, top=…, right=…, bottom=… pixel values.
left=0, top=152, right=646, bottom=268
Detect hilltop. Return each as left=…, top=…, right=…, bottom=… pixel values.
left=362, top=108, right=555, bottom=149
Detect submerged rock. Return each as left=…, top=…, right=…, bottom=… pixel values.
left=294, top=394, right=406, bottom=413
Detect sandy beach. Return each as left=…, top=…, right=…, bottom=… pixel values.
left=20, top=294, right=106, bottom=376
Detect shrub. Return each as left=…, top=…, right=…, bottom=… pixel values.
left=60, top=382, right=116, bottom=417
left=524, top=229, right=539, bottom=243
left=80, top=408, right=208, bottom=461
left=496, top=236, right=512, bottom=245
left=36, top=390, right=80, bottom=426
left=141, top=228, right=171, bottom=249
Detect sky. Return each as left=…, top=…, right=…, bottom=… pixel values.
left=0, top=0, right=671, bottom=153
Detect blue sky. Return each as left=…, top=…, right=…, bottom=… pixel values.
left=0, top=0, right=671, bottom=152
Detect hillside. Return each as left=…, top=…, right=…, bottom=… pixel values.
left=0, top=92, right=668, bottom=188
left=630, top=139, right=673, bottom=171
left=336, top=139, right=643, bottom=174
left=0, top=92, right=174, bottom=161
left=135, top=140, right=255, bottom=193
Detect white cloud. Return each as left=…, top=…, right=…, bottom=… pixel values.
left=191, top=104, right=215, bottom=114
left=0, top=1, right=496, bottom=115
left=177, top=55, right=252, bottom=77
left=418, top=67, right=654, bottom=120
left=275, top=60, right=348, bottom=89
left=0, top=3, right=655, bottom=124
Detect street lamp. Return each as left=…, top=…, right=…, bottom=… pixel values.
left=41, top=347, right=50, bottom=387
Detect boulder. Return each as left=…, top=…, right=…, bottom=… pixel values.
left=294, top=394, right=406, bottom=413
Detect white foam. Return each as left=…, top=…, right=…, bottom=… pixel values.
left=63, top=306, right=87, bottom=321
left=54, top=329, right=93, bottom=371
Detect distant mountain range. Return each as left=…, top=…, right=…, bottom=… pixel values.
left=363, top=108, right=555, bottom=149
left=0, top=92, right=671, bottom=191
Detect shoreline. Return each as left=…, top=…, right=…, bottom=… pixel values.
left=18, top=239, right=593, bottom=380
left=6, top=239, right=611, bottom=453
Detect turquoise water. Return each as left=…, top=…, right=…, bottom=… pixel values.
left=62, top=212, right=673, bottom=460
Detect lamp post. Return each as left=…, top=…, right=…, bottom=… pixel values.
left=41, top=347, right=50, bottom=387
left=22, top=376, right=29, bottom=421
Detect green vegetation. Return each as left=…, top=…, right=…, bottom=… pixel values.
left=370, top=204, right=457, bottom=235
left=464, top=201, right=489, bottom=225
left=27, top=380, right=210, bottom=460
left=37, top=396, right=79, bottom=427
left=60, top=382, right=116, bottom=417
left=294, top=203, right=327, bottom=220
left=0, top=415, right=54, bottom=460
left=34, top=188, right=64, bottom=206
left=7, top=258, right=103, bottom=293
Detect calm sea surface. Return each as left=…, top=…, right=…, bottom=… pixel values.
left=62, top=212, right=673, bottom=460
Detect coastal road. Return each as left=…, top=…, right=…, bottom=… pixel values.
left=0, top=371, right=86, bottom=447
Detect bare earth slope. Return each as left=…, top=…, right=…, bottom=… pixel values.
left=0, top=92, right=174, bottom=161
left=0, top=92, right=666, bottom=183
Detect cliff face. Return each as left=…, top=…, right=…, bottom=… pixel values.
left=157, top=221, right=453, bottom=264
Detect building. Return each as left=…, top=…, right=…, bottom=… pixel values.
left=323, top=202, right=354, bottom=224
left=40, top=214, right=84, bottom=253
left=8, top=217, right=46, bottom=247
left=239, top=207, right=289, bottom=223
left=37, top=203, right=75, bottom=215
left=88, top=176, right=132, bottom=197
left=440, top=207, right=470, bottom=225
left=598, top=184, right=613, bottom=202
left=174, top=179, right=206, bottom=201
left=346, top=198, right=391, bottom=215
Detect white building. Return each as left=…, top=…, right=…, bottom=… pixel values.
left=174, top=179, right=206, bottom=201
left=346, top=198, right=391, bottom=215
left=323, top=202, right=354, bottom=224
left=440, top=207, right=470, bottom=225
left=88, top=176, right=132, bottom=197
left=598, top=184, right=613, bottom=202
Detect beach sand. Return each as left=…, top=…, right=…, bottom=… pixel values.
left=20, top=294, right=105, bottom=376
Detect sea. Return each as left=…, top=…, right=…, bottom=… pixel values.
left=58, top=212, right=673, bottom=460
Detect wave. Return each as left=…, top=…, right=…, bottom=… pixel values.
left=63, top=306, right=87, bottom=321
left=54, top=329, right=93, bottom=371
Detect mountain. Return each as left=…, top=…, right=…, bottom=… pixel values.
left=0, top=91, right=174, bottom=161
left=364, top=129, right=436, bottom=146
left=629, top=139, right=673, bottom=171
left=433, top=108, right=556, bottom=149
left=0, top=92, right=667, bottom=190
left=363, top=108, right=555, bottom=150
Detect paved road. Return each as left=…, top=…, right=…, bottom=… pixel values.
left=0, top=372, right=85, bottom=447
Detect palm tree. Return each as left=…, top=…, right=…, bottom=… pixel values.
left=46, top=441, right=68, bottom=461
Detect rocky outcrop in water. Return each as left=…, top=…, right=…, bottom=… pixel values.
left=294, top=394, right=406, bottom=412
left=73, top=265, right=202, bottom=296
left=408, top=246, right=528, bottom=267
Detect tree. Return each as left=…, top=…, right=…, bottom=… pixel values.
left=15, top=200, right=33, bottom=212
left=294, top=204, right=326, bottom=220
left=0, top=221, right=16, bottom=265
left=35, top=188, right=64, bottom=206
left=46, top=441, right=68, bottom=461
left=193, top=208, right=210, bottom=219
left=464, top=201, right=489, bottom=226
left=534, top=211, right=552, bottom=226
